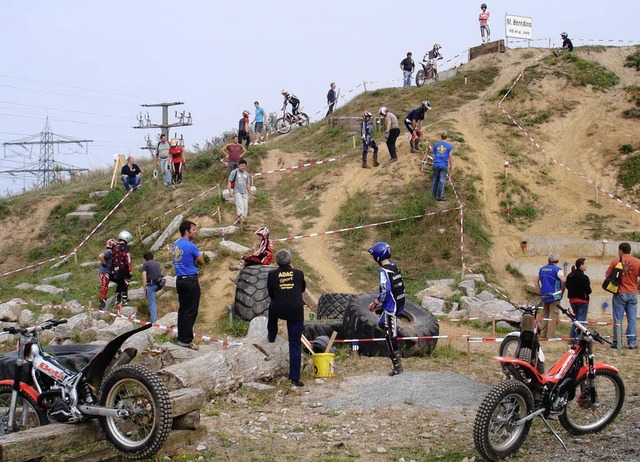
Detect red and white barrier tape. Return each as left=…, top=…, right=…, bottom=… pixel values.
left=251, top=154, right=347, bottom=177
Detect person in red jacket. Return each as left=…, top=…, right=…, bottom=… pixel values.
left=169, top=138, right=185, bottom=186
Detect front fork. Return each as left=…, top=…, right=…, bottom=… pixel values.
left=7, top=360, right=26, bottom=431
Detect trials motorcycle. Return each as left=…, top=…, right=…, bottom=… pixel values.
left=0, top=319, right=172, bottom=460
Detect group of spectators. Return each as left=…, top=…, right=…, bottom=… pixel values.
left=536, top=243, right=638, bottom=350
left=119, top=135, right=186, bottom=191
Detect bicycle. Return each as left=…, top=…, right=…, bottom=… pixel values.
left=275, top=107, right=309, bottom=134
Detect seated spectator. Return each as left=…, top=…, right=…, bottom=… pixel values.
left=121, top=156, right=142, bottom=191
left=229, top=226, right=274, bottom=281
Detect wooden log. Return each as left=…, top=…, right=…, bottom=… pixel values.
left=0, top=387, right=204, bottom=462
left=157, top=317, right=290, bottom=395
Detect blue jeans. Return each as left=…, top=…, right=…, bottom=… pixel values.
left=403, top=70, right=412, bottom=87
left=122, top=176, right=140, bottom=191
left=146, top=283, right=159, bottom=322
left=569, top=302, right=589, bottom=342
left=432, top=167, right=447, bottom=199
left=160, top=158, right=171, bottom=186
left=612, top=292, right=637, bottom=347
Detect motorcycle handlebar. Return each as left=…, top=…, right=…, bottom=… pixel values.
left=3, top=319, right=67, bottom=335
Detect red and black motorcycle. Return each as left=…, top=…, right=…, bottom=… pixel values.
left=473, top=302, right=625, bottom=461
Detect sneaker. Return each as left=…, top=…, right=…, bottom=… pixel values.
left=177, top=341, right=200, bottom=351
left=389, top=158, right=398, bottom=163
left=291, top=380, right=304, bottom=387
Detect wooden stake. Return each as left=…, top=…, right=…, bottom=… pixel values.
left=300, top=335, right=315, bottom=355
left=325, top=331, right=338, bottom=353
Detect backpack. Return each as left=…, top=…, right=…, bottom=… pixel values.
left=602, top=257, right=623, bottom=294
left=111, top=242, right=132, bottom=281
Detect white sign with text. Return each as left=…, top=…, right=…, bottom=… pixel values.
left=505, top=14, right=533, bottom=39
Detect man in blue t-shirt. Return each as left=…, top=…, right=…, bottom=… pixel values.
left=536, top=253, right=566, bottom=339
left=430, top=131, right=454, bottom=201
left=252, top=101, right=266, bottom=145
left=171, top=220, right=205, bottom=350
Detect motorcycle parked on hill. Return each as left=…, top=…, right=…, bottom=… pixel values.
left=0, top=320, right=172, bottom=460
left=415, top=58, right=441, bottom=87
left=498, top=295, right=549, bottom=374
left=275, top=106, right=310, bottom=134
left=474, top=302, right=625, bottom=461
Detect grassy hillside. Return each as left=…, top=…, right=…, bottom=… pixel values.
left=0, top=45, right=639, bottom=335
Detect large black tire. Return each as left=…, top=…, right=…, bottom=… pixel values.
left=317, top=293, right=355, bottom=320
left=498, top=334, right=520, bottom=358
left=473, top=380, right=534, bottom=462
left=498, top=333, right=545, bottom=375
left=98, top=364, right=172, bottom=460
left=415, top=69, right=426, bottom=87
left=0, top=384, right=47, bottom=435
left=233, top=265, right=275, bottom=321
left=341, top=294, right=439, bottom=357
left=275, top=117, right=291, bottom=134
left=304, top=320, right=344, bottom=341
left=558, top=369, right=625, bottom=435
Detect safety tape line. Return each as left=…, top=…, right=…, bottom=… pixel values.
left=251, top=154, right=348, bottom=177
left=137, top=185, right=219, bottom=230
left=334, top=333, right=617, bottom=344
left=0, top=189, right=133, bottom=279
left=271, top=206, right=462, bottom=243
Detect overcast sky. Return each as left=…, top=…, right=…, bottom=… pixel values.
left=0, top=1, right=638, bottom=195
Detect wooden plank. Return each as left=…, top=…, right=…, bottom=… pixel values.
left=0, top=387, right=204, bottom=462
left=325, top=331, right=338, bottom=353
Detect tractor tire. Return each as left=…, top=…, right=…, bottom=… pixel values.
left=304, top=320, right=344, bottom=341
left=317, top=293, right=355, bottom=320
left=342, top=294, right=439, bottom=357
left=233, top=265, right=275, bottom=321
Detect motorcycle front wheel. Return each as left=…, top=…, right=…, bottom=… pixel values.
left=473, top=380, right=534, bottom=461
left=415, top=69, right=426, bottom=87
left=98, top=364, right=172, bottom=460
left=558, top=369, right=625, bottom=435
left=275, top=116, right=291, bottom=134
left=0, top=385, right=47, bottom=434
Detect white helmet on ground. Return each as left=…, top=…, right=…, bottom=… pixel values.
left=379, top=107, right=388, bottom=116
left=118, top=230, right=133, bottom=243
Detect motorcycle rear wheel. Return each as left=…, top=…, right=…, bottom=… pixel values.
left=499, top=335, right=545, bottom=375
left=98, top=364, right=172, bottom=460
left=0, top=385, right=47, bottom=434
left=415, top=70, right=426, bottom=87
left=473, top=380, right=534, bottom=461
left=558, top=369, right=625, bottom=435
left=297, top=112, right=310, bottom=127
left=275, top=117, right=291, bottom=134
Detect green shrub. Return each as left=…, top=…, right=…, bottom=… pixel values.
left=619, top=144, right=635, bottom=154
left=191, top=156, right=214, bottom=171
left=625, top=51, right=640, bottom=71
left=619, top=154, right=640, bottom=188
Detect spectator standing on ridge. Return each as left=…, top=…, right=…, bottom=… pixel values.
left=155, top=134, right=172, bottom=187
left=606, top=242, right=640, bottom=349
left=360, top=111, right=379, bottom=169
left=238, top=110, right=251, bottom=148
left=281, top=90, right=301, bottom=116
left=228, top=158, right=252, bottom=230
left=399, top=52, right=415, bottom=87
left=379, top=107, right=400, bottom=163
left=368, top=241, right=406, bottom=376
left=267, top=248, right=307, bottom=387
left=535, top=253, right=566, bottom=339
left=479, top=3, right=490, bottom=43
left=171, top=220, right=204, bottom=350
left=120, top=156, right=142, bottom=191
left=142, top=251, right=164, bottom=323
left=561, top=32, right=573, bottom=52
left=169, top=138, right=185, bottom=186
left=565, top=258, right=591, bottom=344
left=404, top=100, right=432, bottom=153
left=252, top=101, right=266, bottom=144
left=429, top=131, right=454, bottom=201
left=221, top=135, right=247, bottom=174
left=326, top=82, right=337, bottom=117
left=98, top=238, right=117, bottom=309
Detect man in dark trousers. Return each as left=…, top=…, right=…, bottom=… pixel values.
left=326, top=82, right=337, bottom=116
left=267, top=248, right=306, bottom=387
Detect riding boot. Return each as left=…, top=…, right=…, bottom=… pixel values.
left=389, top=351, right=404, bottom=376
left=372, top=152, right=379, bottom=167
left=362, top=160, right=369, bottom=169
left=115, top=292, right=122, bottom=306
left=410, top=140, right=417, bottom=153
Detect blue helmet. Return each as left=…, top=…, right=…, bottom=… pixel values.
left=369, top=242, right=391, bottom=262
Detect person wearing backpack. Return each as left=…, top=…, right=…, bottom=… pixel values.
left=98, top=238, right=117, bottom=309
left=606, top=242, right=640, bottom=349
left=227, top=159, right=252, bottom=230
left=111, top=230, right=133, bottom=309
left=535, top=253, right=566, bottom=338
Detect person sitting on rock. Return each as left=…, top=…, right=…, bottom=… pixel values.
left=229, top=226, right=274, bottom=282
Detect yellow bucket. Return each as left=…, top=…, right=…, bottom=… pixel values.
left=312, top=353, right=335, bottom=378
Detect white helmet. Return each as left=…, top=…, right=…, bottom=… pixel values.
left=433, top=43, right=442, bottom=51
left=255, top=226, right=270, bottom=238
left=118, top=230, right=133, bottom=243
left=422, top=100, right=432, bottom=111
left=379, top=107, right=388, bottom=116
left=560, top=32, right=568, bottom=39
left=281, top=89, right=288, bottom=95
